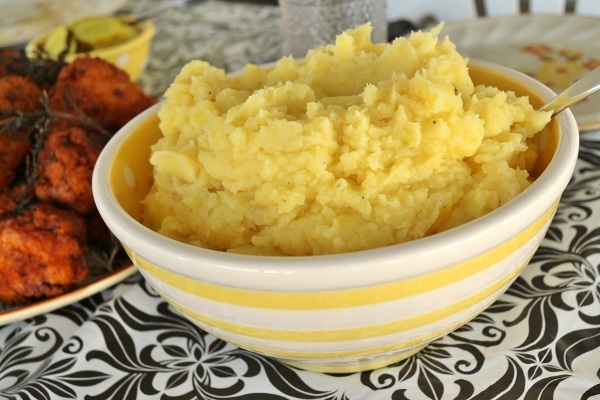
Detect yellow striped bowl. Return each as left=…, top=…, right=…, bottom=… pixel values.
left=92, top=60, right=579, bottom=373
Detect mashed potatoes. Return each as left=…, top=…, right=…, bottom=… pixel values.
left=142, top=24, right=550, bottom=256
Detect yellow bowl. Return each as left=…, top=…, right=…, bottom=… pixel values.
left=26, top=18, right=155, bottom=81
left=92, top=60, right=579, bottom=373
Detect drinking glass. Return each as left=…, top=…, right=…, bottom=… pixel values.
left=279, top=0, right=387, bottom=58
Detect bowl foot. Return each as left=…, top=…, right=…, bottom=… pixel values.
left=276, top=344, right=428, bottom=373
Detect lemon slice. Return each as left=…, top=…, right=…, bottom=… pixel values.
left=70, top=16, right=129, bottom=49
left=43, top=24, right=70, bottom=57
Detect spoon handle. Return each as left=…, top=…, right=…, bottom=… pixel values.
left=538, top=66, right=600, bottom=116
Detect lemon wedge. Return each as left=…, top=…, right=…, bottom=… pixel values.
left=41, top=15, right=140, bottom=56
left=70, top=16, right=130, bottom=49
left=43, top=24, right=71, bottom=57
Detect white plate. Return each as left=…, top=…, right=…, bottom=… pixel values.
left=0, top=264, right=137, bottom=325
left=0, top=0, right=126, bottom=48
left=441, top=15, right=600, bottom=131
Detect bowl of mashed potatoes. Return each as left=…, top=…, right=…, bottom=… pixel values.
left=92, top=24, right=579, bottom=373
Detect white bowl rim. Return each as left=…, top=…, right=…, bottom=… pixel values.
left=92, top=59, right=579, bottom=289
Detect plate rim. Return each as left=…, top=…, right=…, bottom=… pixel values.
left=441, top=13, right=600, bottom=131
left=0, top=264, right=137, bottom=326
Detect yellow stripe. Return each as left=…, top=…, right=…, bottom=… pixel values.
left=127, top=201, right=556, bottom=310
left=238, top=316, right=452, bottom=361
left=165, top=250, right=531, bottom=343
left=170, top=288, right=499, bottom=374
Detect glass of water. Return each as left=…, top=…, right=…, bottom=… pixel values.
left=279, top=0, right=387, bottom=58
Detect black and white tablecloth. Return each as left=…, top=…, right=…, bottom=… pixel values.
left=2, top=1, right=600, bottom=399
left=2, top=132, right=600, bottom=399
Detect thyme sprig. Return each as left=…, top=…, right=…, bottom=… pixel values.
left=0, top=92, right=121, bottom=275
left=0, top=92, right=108, bottom=214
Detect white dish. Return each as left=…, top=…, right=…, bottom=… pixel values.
left=0, top=0, right=126, bottom=48
left=0, top=264, right=136, bottom=325
left=442, top=15, right=600, bottom=131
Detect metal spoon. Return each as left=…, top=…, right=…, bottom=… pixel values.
left=538, top=66, right=600, bottom=116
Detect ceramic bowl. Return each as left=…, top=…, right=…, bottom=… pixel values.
left=92, top=59, right=579, bottom=373
left=26, top=18, right=154, bottom=81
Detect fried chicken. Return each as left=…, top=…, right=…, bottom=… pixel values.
left=0, top=185, right=31, bottom=218
left=0, top=185, right=31, bottom=219
left=0, top=48, right=65, bottom=90
left=0, top=203, right=89, bottom=304
left=35, top=122, right=103, bottom=215
left=0, top=54, right=154, bottom=305
left=0, top=76, right=43, bottom=183
left=0, top=49, right=28, bottom=79
left=0, top=75, right=43, bottom=112
left=0, top=134, right=30, bottom=191
left=0, top=75, right=44, bottom=190
left=49, top=56, right=156, bottom=131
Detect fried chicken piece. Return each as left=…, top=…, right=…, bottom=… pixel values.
left=0, top=75, right=44, bottom=112
left=49, top=56, right=156, bottom=131
left=0, top=75, right=44, bottom=190
left=0, top=48, right=65, bottom=90
left=0, top=49, right=28, bottom=79
left=35, top=122, right=103, bottom=215
left=0, top=184, right=31, bottom=218
left=0, top=134, right=30, bottom=191
left=0, top=203, right=89, bottom=304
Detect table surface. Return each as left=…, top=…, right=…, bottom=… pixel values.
left=2, top=1, right=600, bottom=399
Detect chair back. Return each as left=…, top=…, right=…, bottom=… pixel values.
left=387, top=0, right=600, bottom=24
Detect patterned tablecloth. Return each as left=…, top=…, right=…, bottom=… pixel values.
left=2, top=1, right=600, bottom=399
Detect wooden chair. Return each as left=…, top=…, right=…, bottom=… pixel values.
left=387, top=0, right=600, bottom=25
